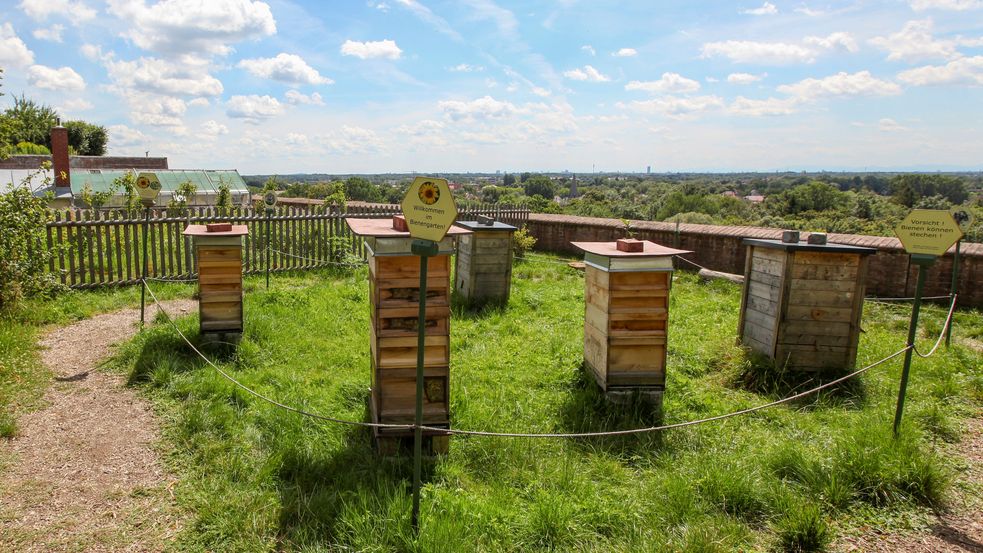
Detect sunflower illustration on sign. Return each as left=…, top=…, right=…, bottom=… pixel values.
left=418, top=181, right=440, bottom=205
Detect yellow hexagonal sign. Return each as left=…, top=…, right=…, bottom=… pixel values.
left=894, top=209, right=963, bottom=257
left=135, top=172, right=161, bottom=202
left=400, top=177, right=458, bottom=242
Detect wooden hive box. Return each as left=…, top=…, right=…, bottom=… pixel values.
left=572, top=240, right=691, bottom=400
left=184, top=224, right=248, bottom=337
left=453, top=220, right=517, bottom=306
left=347, top=218, right=470, bottom=452
left=737, top=238, right=876, bottom=371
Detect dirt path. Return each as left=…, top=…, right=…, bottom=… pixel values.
left=837, top=414, right=983, bottom=553
left=0, top=300, right=196, bottom=552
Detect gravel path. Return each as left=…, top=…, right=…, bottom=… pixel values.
left=0, top=299, right=195, bottom=552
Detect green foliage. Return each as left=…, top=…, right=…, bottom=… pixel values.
left=344, top=176, right=381, bottom=202
left=502, top=172, right=515, bottom=187
left=890, top=174, right=968, bottom=207
left=114, top=171, right=140, bottom=213
left=2, top=95, right=58, bottom=149
left=64, top=120, right=108, bottom=156
left=773, top=502, right=830, bottom=553
left=167, top=180, right=198, bottom=214
left=512, top=226, right=537, bottom=258
left=77, top=180, right=118, bottom=209
left=523, top=174, right=555, bottom=199
left=216, top=178, right=233, bottom=215
left=0, top=166, right=60, bottom=310
left=12, top=141, right=50, bottom=154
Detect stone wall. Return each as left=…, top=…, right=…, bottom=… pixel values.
left=525, top=213, right=983, bottom=308
left=0, top=155, right=169, bottom=170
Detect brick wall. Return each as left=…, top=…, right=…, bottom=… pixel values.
left=0, top=155, right=168, bottom=170
left=525, top=213, right=983, bottom=308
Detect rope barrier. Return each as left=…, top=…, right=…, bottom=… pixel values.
left=673, top=255, right=710, bottom=272
left=866, top=295, right=952, bottom=302
left=913, top=294, right=958, bottom=358
left=267, top=248, right=368, bottom=268
left=142, top=279, right=411, bottom=430
left=141, top=277, right=962, bottom=440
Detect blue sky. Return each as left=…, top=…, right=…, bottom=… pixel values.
left=0, top=0, right=981, bottom=174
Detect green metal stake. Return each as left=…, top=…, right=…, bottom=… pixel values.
left=410, top=238, right=438, bottom=530
left=139, top=203, right=152, bottom=327
left=945, top=239, right=961, bottom=347
left=893, top=254, right=935, bottom=437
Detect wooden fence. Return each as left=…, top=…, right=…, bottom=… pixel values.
left=45, top=203, right=529, bottom=288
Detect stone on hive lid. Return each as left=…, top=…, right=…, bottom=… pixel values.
left=616, top=238, right=644, bottom=252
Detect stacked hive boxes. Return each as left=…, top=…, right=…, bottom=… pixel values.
left=347, top=218, right=470, bottom=453
left=183, top=223, right=248, bottom=338
left=738, top=238, right=876, bottom=371
left=454, top=219, right=517, bottom=306
left=573, top=239, right=691, bottom=403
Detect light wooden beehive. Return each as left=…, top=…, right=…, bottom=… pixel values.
left=572, top=240, right=691, bottom=401
left=453, top=220, right=517, bottom=306
left=347, top=218, right=470, bottom=453
left=738, top=238, right=876, bottom=371
left=183, top=224, right=248, bottom=337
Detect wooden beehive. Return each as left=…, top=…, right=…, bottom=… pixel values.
left=183, top=224, right=248, bottom=337
left=572, top=240, right=691, bottom=401
left=453, top=220, right=516, bottom=306
left=347, top=218, right=470, bottom=453
left=737, top=238, right=876, bottom=371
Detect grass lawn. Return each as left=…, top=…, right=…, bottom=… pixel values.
left=97, top=257, right=983, bottom=552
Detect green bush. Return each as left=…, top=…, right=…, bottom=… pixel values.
left=773, top=502, right=830, bottom=553
left=512, top=226, right=537, bottom=258
left=0, top=166, right=60, bottom=310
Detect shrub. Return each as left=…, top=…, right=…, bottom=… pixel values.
left=773, top=502, right=830, bottom=553
left=0, top=166, right=60, bottom=310
left=512, top=226, right=537, bottom=259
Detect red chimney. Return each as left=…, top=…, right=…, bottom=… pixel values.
left=50, top=125, right=71, bottom=189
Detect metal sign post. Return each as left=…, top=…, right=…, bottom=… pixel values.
left=136, top=173, right=161, bottom=328
left=400, top=176, right=457, bottom=530
left=263, top=192, right=277, bottom=289
left=891, top=210, right=962, bottom=436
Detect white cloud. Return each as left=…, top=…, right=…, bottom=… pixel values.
left=581, top=44, right=596, bottom=56
left=727, top=72, right=766, bottom=84
left=19, top=0, right=96, bottom=22
left=0, top=23, right=35, bottom=67
left=958, top=36, right=983, bottom=47
left=238, top=53, right=333, bottom=85
left=106, top=56, right=224, bottom=97
left=742, top=2, right=778, bottom=15
left=449, top=63, right=482, bottom=72
left=128, top=95, right=187, bottom=127
left=188, top=97, right=210, bottom=107
left=28, top=65, right=86, bottom=90
left=626, top=72, right=701, bottom=93
left=728, top=96, right=799, bottom=116
left=620, top=95, right=725, bottom=118
left=613, top=47, right=638, bottom=57
left=777, top=71, right=902, bottom=100
left=284, top=90, right=325, bottom=105
left=56, top=98, right=94, bottom=113
left=910, top=0, right=983, bottom=10
left=32, top=24, right=65, bottom=42
left=705, top=76, right=719, bottom=83
left=879, top=118, right=908, bottom=131
left=563, top=65, right=610, bottom=82
left=80, top=43, right=103, bottom=61
left=438, top=95, right=516, bottom=122
left=108, top=124, right=148, bottom=148
left=897, top=55, right=983, bottom=85
left=531, top=86, right=552, bottom=97
left=201, top=120, right=229, bottom=136
left=702, top=32, right=858, bottom=64
left=460, top=0, right=519, bottom=41
left=804, top=32, right=859, bottom=52
left=391, top=0, right=463, bottom=42
left=108, top=0, right=276, bottom=56
left=226, top=94, right=283, bottom=123
left=869, top=20, right=959, bottom=62
left=321, top=125, right=385, bottom=155
left=795, top=6, right=824, bottom=16
left=340, top=39, right=402, bottom=60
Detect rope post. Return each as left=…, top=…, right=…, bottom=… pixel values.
left=139, top=201, right=153, bottom=327
left=265, top=208, right=273, bottom=289
left=410, top=238, right=438, bottom=530
left=893, top=254, right=933, bottom=437
left=945, top=239, right=961, bottom=347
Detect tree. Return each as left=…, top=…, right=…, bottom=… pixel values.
left=519, top=172, right=531, bottom=183
left=523, top=174, right=555, bottom=199
left=64, top=120, right=108, bottom=156
left=480, top=185, right=503, bottom=203
left=890, top=174, right=968, bottom=207
left=344, top=176, right=381, bottom=202
left=502, top=173, right=515, bottom=187
left=3, top=96, right=59, bottom=148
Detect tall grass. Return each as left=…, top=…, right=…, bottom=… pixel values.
left=103, top=263, right=981, bottom=551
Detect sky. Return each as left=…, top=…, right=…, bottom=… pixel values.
left=0, top=0, right=981, bottom=174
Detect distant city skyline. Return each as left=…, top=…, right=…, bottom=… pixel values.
left=1, top=0, right=981, bottom=174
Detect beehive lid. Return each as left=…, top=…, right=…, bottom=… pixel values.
left=572, top=241, right=692, bottom=258
left=346, top=217, right=471, bottom=238
left=742, top=238, right=876, bottom=255
left=183, top=224, right=249, bottom=237
left=454, top=220, right=517, bottom=232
